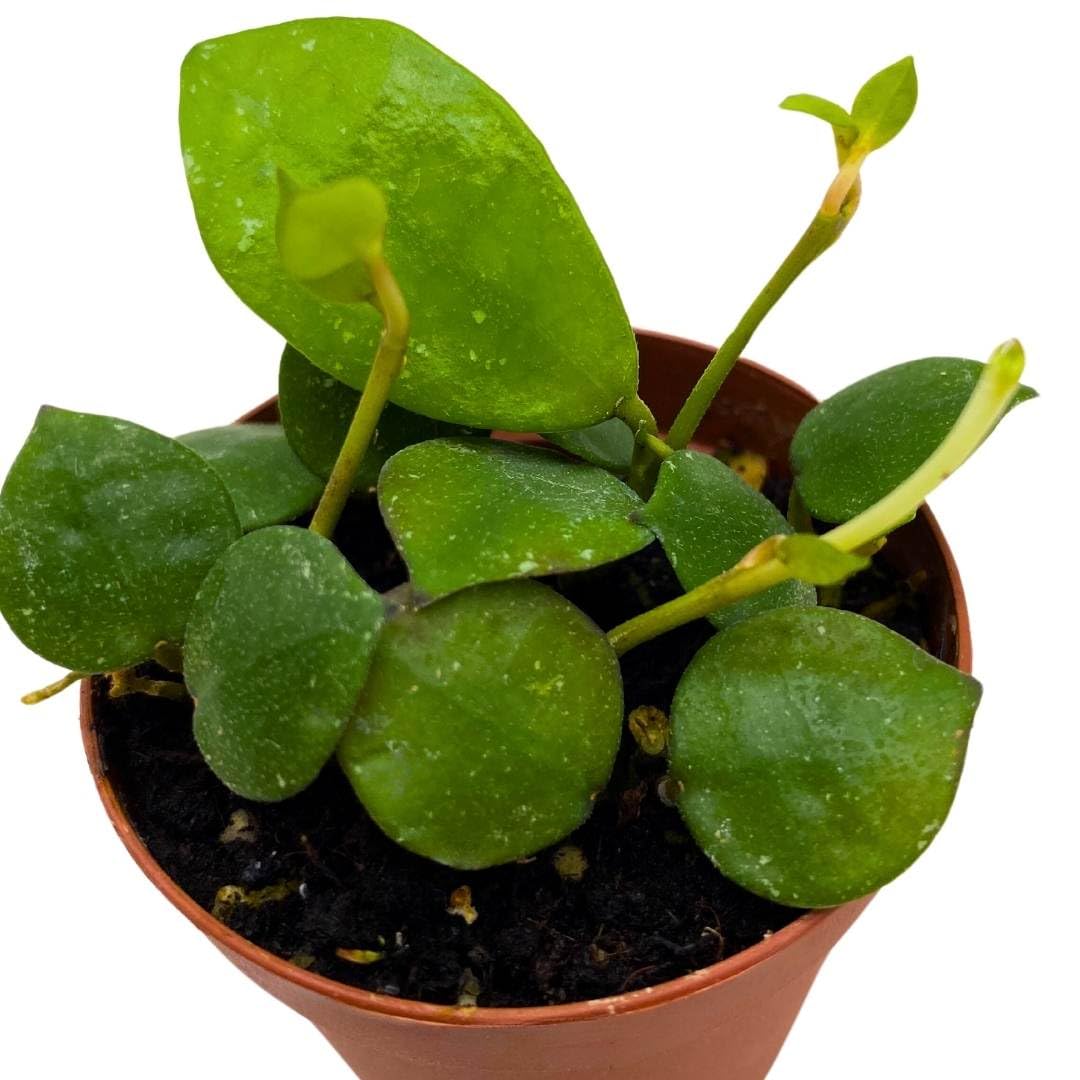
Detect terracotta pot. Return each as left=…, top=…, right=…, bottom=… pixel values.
left=81, top=330, right=971, bottom=1080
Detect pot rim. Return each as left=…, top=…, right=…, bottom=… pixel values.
left=80, top=330, right=972, bottom=1030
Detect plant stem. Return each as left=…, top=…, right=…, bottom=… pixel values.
left=109, top=670, right=189, bottom=702
left=617, top=394, right=661, bottom=498
left=665, top=209, right=852, bottom=452
left=309, top=256, right=410, bottom=539
left=639, top=431, right=674, bottom=461
left=21, top=670, right=84, bottom=705
left=608, top=340, right=1025, bottom=655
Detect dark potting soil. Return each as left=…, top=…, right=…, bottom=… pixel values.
left=95, top=477, right=934, bottom=1008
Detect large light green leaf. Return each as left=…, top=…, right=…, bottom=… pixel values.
left=186, top=526, right=385, bottom=801
left=278, top=345, right=473, bottom=494
left=850, top=56, right=918, bottom=151
left=0, top=409, right=241, bottom=672
left=670, top=606, right=982, bottom=908
left=179, top=423, right=323, bottom=530
left=791, top=357, right=1037, bottom=523
left=180, top=18, right=637, bottom=431
left=639, top=450, right=816, bottom=629
left=337, top=580, right=622, bottom=868
left=378, top=438, right=652, bottom=600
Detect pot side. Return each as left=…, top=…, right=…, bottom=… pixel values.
left=81, top=330, right=971, bottom=1079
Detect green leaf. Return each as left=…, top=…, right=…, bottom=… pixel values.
left=186, top=526, right=385, bottom=801
left=379, top=438, right=653, bottom=600
left=275, top=171, right=387, bottom=303
left=791, top=357, right=1037, bottom=523
left=178, top=423, right=323, bottom=531
left=278, top=345, right=475, bottom=494
left=639, top=450, right=816, bottom=630
left=850, top=56, right=918, bottom=151
left=180, top=18, right=637, bottom=431
left=780, top=93, right=857, bottom=137
left=544, top=417, right=635, bottom=473
left=0, top=409, right=240, bottom=672
left=337, top=580, right=622, bottom=868
left=776, top=533, right=870, bottom=585
left=670, top=606, right=982, bottom=908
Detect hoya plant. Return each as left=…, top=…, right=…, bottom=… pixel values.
left=0, top=20, right=1033, bottom=911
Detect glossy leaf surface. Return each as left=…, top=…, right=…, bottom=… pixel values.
left=379, top=438, right=652, bottom=599
left=338, top=580, right=622, bottom=868
left=544, top=418, right=635, bottom=473
left=186, top=527, right=384, bottom=801
left=670, top=606, right=981, bottom=908
left=0, top=409, right=240, bottom=672
left=640, top=450, right=816, bottom=629
left=180, top=18, right=637, bottom=430
left=278, top=345, right=473, bottom=494
left=179, top=423, right=323, bottom=530
left=791, top=357, right=1037, bottom=523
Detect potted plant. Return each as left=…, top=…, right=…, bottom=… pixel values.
left=0, top=17, right=1034, bottom=1080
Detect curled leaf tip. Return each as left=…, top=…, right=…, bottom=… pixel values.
left=988, top=338, right=1025, bottom=383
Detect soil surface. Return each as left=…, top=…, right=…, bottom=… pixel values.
left=96, top=477, right=933, bottom=1007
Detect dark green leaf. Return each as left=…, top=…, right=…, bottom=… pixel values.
left=0, top=409, right=240, bottom=671
left=639, top=450, right=816, bottom=630
left=850, top=56, right=918, bottom=151
left=379, top=438, right=652, bottom=600
left=179, top=423, right=323, bottom=530
left=776, top=534, right=870, bottom=585
left=337, top=580, right=622, bottom=868
left=670, top=606, right=982, bottom=908
left=180, top=18, right=637, bottom=431
left=544, top=418, right=635, bottom=473
left=186, top=526, right=385, bottom=801
left=791, top=357, right=1037, bottom=523
left=278, top=345, right=474, bottom=494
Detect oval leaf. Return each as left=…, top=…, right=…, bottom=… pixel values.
left=544, top=417, right=635, bottom=473
left=850, top=56, right=918, bottom=151
left=179, top=423, right=323, bottom=530
left=639, top=450, right=816, bottom=630
left=337, top=580, right=623, bottom=868
left=0, top=408, right=240, bottom=672
left=379, top=438, right=652, bottom=600
left=791, top=357, right=1037, bottom=523
left=780, top=93, right=857, bottom=136
left=186, top=526, right=385, bottom=801
left=670, top=606, right=982, bottom=908
left=278, top=345, right=475, bottom=494
left=180, top=18, right=637, bottom=431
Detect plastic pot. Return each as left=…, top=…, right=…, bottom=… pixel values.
left=81, top=329, right=971, bottom=1079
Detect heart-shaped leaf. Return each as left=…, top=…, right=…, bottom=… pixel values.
left=379, top=438, right=652, bottom=600
left=791, top=357, right=1037, bottom=523
left=180, top=18, right=637, bottom=431
left=0, top=409, right=241, bottom=672
left=186, top=526, right=385, bottom=801
left=544, top=417, right=635, bottom=473
left=670, top=606, right=981, bottom=908
left=278, top=345, right=476, bottom=494
left=639, top=450, right=816, bottom=629
left=851, top=56, right=918, bottom=151
left=337, top=580, right=623, bottom=868
left=179, top=423, right=323, bottom=530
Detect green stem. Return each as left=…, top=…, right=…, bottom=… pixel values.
left=309, top=257, right=410, bottom=540
left=617, top=394, right=661, bottom=498
left=666, top=209, right=852, bottom=452
left=22, top=670, right=85, bottom=705
left=639, top=431, right=674, bottom=462
left=608, top=340, right=1025, bottom=656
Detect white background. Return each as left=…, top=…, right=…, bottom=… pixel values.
left=1, top=1, right=1075, bottom=1076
